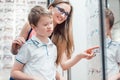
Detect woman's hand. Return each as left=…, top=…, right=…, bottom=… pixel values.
left=78, top=52, right=94, bottom=60
left=11, top=37, right=25, bottom=55
left=84, top=52, right=95, bottom=60
left=84, top=46, right=99, bottom=59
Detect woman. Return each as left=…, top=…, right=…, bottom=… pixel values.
left=11, top=0, right=93, bottom=76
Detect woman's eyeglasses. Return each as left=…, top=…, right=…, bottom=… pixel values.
left=55, top=6, right=69, bottom=17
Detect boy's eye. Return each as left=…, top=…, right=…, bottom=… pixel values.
left=44, top=24, right=48, bottom=26
left=42, top=23, right=48, bottom=26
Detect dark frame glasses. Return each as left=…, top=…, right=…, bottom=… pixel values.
left=55, top=6, right=69, bottom=17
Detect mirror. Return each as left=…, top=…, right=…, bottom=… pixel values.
left=105, top=0, right=120, bottom=80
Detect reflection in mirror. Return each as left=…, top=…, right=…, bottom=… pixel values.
left=107, top=0, right=120, bottom=42
left=105, top=0, right=120, bottom=80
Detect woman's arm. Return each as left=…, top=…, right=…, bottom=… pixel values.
left=19, top=22, right=31, bottom=38
left=11, top=22, right=31, bottom=55
left=56, top=71, right=66, bottom=80
left=60, top=52, right=94, bottom=70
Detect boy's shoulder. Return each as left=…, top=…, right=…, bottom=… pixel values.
left=26, top=38, right=39, bottom=47
left=112, top=40, right=120, bottom=47
left=21, top=38, right=39, bottom=50
left=106, top=37, right=120, bottom=49
left=25, top=36, right=56, bottom=48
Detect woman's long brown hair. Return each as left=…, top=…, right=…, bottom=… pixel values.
left=48, top=0, right=74, bottom=65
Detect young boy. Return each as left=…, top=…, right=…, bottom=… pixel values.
left=105, top=8, right=120, bottom=80
left=10, top=5, right=57, bottom=80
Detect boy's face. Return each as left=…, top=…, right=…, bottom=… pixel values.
left=105, top=18, right=111, bottom=36
left=34, top=16, right=53, bottom=37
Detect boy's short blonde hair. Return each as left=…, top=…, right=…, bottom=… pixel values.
left=105, top=8, right=114, bottom=28
left=28, top=5, right=52, bottom=27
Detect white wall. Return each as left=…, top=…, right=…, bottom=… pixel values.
left=69, top=0, right=102, bottom=80
left=69, top=0, right=89, bottom=80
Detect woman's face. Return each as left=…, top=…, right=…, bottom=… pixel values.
left=50, top=3, right=71, bottom=26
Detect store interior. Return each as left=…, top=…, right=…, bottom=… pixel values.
left=0, top=0, right=120, bottom=80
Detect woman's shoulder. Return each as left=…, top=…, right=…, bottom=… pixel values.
left=19, top=22, right=32, bottom=40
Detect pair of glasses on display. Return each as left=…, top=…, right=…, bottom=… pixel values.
left=16, top=0, right=25, bottom=3
left=3, top=35, right=13, bottom=41
left=4, top=8, right=14, bottom=13
left=5, top=0, right=14, bottom=3
left=27, top=1, right=36, bottom=4
left=38, top=1, right=47, bottom=5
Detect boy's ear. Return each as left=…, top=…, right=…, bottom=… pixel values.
left=30, top=24, right=35, bottom=29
